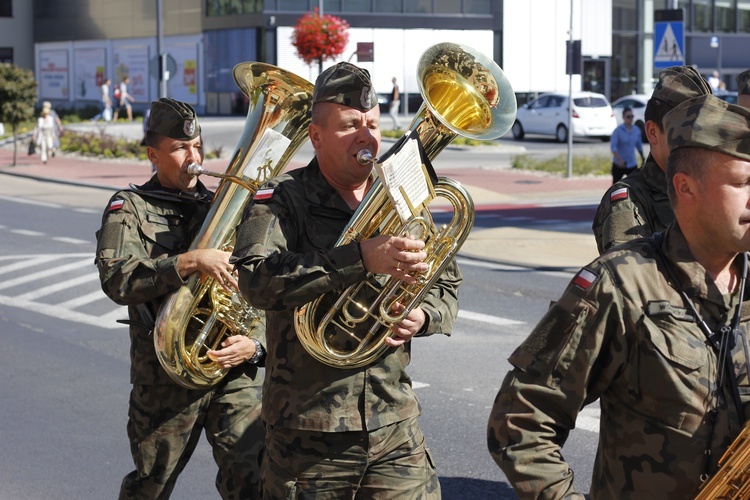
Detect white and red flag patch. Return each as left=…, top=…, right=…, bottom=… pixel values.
left=573, top=268, right=598, bottom=291
left=254, top=188, right=275, bottom=201
left=109, top=199, right=125, bottom=212
left=610, top=187, right=629, bottom=203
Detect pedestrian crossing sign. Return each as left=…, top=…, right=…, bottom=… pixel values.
left=654, top=10, right=685, bottom=68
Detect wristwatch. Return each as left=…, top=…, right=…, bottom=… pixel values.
left=247, top=338, right=265, bottom=365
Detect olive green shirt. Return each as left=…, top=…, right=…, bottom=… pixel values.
left=592, top=155, right=674, bottom=255
left=232, top=159, right=462, bottom=432
left=488, top=224, right=750, bottom=498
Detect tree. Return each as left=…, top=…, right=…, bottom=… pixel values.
left=291, top=8, right=350, bottom=74
left=0, top=63, right=38, bottom=166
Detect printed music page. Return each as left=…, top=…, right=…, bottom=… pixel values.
left=374, top=136, right=434, bottom=222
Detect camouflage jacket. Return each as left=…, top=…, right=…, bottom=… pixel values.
left=488, top=224, right=750, bottom=499
left=95, top=175, right=261, bottom=385
left=232, top=158, right=462, bottom=432
left=592, top=155, right=674, bottom=255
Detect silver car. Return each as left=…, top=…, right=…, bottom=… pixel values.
left=511, top=91, right=617, bottom=142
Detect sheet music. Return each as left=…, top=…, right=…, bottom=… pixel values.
left=241, top=128, right=291, bottom=183
left=374, top=136, right=433, bottom=222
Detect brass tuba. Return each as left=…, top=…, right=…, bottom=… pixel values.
left=294, top=42, right=517, bottom=369
left=153, top=62, right=314, bottom=389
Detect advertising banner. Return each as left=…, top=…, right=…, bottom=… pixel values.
left=74, top=48, right=106, bottom=101
left=39, top=49, right=70, bottom=100
left=113, top=45, right=150, bottom=102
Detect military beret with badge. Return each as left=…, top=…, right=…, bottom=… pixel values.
left=313, top=62, right=378, bottom=112
left=147, top=98, right=201, bottom=140
left=652, top=65, right=712, bottom=109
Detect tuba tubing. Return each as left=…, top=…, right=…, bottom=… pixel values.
left=153, top=62, right=314, bottom=389
left=293, top=42, right=517, bottom=369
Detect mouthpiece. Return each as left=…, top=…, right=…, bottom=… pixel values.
left=186, top=163, right=204, bottom=176
left=357, top=149, right=375, bottom=165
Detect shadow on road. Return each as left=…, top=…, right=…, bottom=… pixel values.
left=440, top=476, right=517, bottom=499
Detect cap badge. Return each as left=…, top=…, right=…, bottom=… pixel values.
left=360, top=86, right=373, bottom=110
left=183, top=119, right=196, bottom=137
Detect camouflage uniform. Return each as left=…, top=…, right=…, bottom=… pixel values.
left=95, top=175, right=264, bottom=499
left=489, top=94, right=750, bottom=498
left=232, top=157, right=461, bottom=498
left=591, top=155, right=673, bottom=254
left=592, top=66, right=711, bottom=255
left=488, top=226, right=750, bottom=498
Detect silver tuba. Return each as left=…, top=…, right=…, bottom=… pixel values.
left=154, top=62, right=313, bottom=389
left=294, top=42, right=517, bottom=369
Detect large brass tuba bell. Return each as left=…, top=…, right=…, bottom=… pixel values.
left=154, top=63, right=314, bottom=389
left=294, top=42, right=517, bottom=369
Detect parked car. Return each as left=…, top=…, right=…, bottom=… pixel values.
left=611, top=94, right=649, bottom=142
left=511, top=91, right=617, bottom=143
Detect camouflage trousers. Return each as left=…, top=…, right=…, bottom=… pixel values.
left=261, top=416, right=441, bottom=499
left=119, top=374, right=264, bottom=500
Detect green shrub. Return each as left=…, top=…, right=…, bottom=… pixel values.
left=511, top=153, right=611, bottom=176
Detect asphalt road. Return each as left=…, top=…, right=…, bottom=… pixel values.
left=0, top=176, right=601, bottom=499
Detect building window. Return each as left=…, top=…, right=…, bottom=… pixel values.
left=374, top=0, right=401, bottom=13
left=716, top=0, right=736, bottom=32
left=739, top=0, right=750, bottom=31
left=464, top=0, right=491, bottom=14
left=693, top=0, right=713, bottom=31
left=343, top=0, right=371, bottom=12
left=206, top=0, right=263, bottom=16
left=677, top=0, right=691, bottom=30
left=613, top=0, right=638, bottom=31
left=0, top=47, right=12, bottom=64
left=405, top=0, right=431, bottom=14
left=278, top=0, right=310, bottom=10
left=0, top=0, right=10, bottom=17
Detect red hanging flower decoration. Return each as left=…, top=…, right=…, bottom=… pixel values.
left=291, top=8, right=350, bottom=66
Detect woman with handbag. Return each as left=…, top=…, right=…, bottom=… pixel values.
left=34, top=105, right=55, bottom=164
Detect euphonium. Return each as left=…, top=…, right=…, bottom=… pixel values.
left=154, top=62, right=313, bottom=389
left=294, top=42, right=517, bottom=369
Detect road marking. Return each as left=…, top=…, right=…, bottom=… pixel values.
left=0, top=194, right=61, bottom=208
left=10, top=229, right=45, bottom=237
left=0, top=258, right=93, bottom=290
left=52, top=236, right=90, bottom=245
left=56, top=289, right=110, bottom=309
left=458, top=309, right=524, bottom=326
left=14, top=272, right=100, bottom=300
left=576, top=407, right=601, bottom=433
left=0, top=256, right=55, bottom=275
left=456, top=256, right=575, bottom=279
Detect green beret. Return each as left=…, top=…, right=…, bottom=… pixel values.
left=313, top=62, right=378, bottom=112
left=737, top=69, right=750, bottom=96
left=663, top=94, right=750, bottom=161
left=147, top=98, right=201, bottom=140
left=652, top=66, right=712, bottom=109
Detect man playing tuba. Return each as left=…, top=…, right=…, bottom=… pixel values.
left=232, top=62, right=462, bottom=498
left=95, top=98, right=265, bottom=499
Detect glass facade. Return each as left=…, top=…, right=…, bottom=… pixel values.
left=739, top=0, right=750, bottom=30
left=206, top=0, right=263, bottom=16
left=0, top=0, right=10, bottom=17
left=693, top=0, right=713, bottom=31
left=204, top=28, right=258, bottom=92
left=716, top=0, right=736, bottom=31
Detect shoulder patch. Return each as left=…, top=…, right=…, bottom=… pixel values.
left=109, top=199, right=125, bottom=212
left=610, top=187, right=629, bottom=203
left=254, top=188, right=275, bottom=202
left=573, top=268, right=598, bottom=291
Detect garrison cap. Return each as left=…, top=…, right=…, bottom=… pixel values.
left=147, top=98, right=201, bottom=140
left=313, top=62, right=378, bottom=112
left=737, top=69, right=750, bottom=96
left=663, top=94, right=750, bottom=161
left=652, top=66, right=712, bottom=109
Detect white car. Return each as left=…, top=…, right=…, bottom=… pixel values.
left=511, top=91, right=617, bottom=142
left=611, top=94, right=650, bottom=141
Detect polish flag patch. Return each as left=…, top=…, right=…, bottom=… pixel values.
left=610, top=187, right=629, bottom=203
left=109, top=199, right=125, bottom=212
left=573, top=268, right=598, bottom=291
left=254, top=188, right=275, bottom=201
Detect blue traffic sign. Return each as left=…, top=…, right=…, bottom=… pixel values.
left=654, top=10, right=685, bottom=68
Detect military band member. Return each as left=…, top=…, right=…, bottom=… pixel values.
left=95, top=98, right=265, bottom=499
left=592, top=66, right=711, bottom=254
left=488, top=95, right=750, bottom=498
left=737, top=69, right=750, bottom=108
left=231, top=62, right=461, bottom=498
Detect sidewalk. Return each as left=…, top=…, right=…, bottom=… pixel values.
left=0, top=139, right=610, bottom=271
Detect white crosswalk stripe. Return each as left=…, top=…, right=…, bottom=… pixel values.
left=0, top=253, right=124, bottom=329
